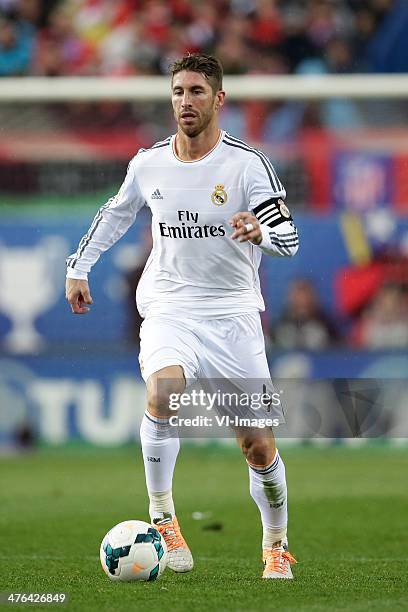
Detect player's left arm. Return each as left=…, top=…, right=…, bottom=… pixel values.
left=230, top=202, right=299, bottom=257
left=230, top=155, right=299, bottom=257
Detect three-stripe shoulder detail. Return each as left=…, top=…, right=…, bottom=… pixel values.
left=222, top=133, right=283, bottom=194
left=138, top=137, right=171, bottom=154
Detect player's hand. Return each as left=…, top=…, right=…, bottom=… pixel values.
left=65, top=278, right=93, bottom=314
left=229, top=212, right=262, bottom=245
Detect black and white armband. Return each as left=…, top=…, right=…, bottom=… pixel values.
left=252, top=197, right=299, bottom=257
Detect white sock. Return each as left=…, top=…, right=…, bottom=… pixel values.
left=140, top=410, right=180, bottom=522
left=248, top=450, right=288, bottom=549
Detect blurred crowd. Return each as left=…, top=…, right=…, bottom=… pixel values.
left=270, top=276, right=408, bottom=350
left=0, top=0, right=407, bottom=78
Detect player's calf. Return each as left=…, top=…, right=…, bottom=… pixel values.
left=141, top=365, right=193, bottom=573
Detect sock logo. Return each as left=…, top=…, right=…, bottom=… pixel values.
left=147, top=456, right=161, bottom=462
left=269, top=501, right=284, bottom=509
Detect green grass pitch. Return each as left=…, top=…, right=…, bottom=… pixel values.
left=1, top=444, right=407, bottom=611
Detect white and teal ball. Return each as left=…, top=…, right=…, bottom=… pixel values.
left=100, top=520, right=167, bottom=582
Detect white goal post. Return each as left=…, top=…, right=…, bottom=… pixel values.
left=0, top=74, right=408, bottom=102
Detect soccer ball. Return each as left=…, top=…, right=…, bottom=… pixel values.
left=100, top=520, right=167, bottom=582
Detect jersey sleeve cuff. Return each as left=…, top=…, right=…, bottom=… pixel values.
left=257, top=223, right=299, bottom=257
left=66, top=268, right=88, bottom=280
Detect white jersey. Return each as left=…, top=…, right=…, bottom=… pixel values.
left=67, top=130, right=298, bottom=319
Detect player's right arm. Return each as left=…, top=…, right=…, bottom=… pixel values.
left=65, top=156, right=145, bottom=314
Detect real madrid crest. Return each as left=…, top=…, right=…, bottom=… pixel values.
left=211, top=184, right=228, bottom=206
left=278, top=198, right=291, bottom=218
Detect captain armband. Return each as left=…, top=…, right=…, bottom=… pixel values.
left=252, top=197, right=292, bottom=228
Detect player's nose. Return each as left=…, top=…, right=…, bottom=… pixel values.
left=181, top=94, right=192, bottom=107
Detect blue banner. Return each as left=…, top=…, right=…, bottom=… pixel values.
left=0, top=350, right=407, bottom=445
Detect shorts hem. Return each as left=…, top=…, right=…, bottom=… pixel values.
left=140, top=359, right=196, bottom=383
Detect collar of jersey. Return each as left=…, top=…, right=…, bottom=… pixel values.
left=171, top=129, right=224, bottom=164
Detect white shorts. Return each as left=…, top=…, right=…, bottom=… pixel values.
left=139, top=314, right=283, bottom=426
left=139, top=312, right=270, bottom=383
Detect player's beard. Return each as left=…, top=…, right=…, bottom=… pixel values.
left=177, top=105, right=215, bottom=138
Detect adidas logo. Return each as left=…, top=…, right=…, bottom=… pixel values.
left=151, top=189, right=163, bottom=200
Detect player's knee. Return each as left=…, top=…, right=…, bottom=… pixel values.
left=147, top=388, right=174, bottom=416
left=147, top=377, right=184, bottom=417
left=241, top=436, right=273, bottom=467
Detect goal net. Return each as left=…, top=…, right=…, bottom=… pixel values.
left=1, top=74, right=408, bottom=212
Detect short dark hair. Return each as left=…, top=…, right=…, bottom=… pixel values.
left=170, top=53, right=223, bottom=94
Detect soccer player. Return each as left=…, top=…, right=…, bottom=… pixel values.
left=66, top=54, right=299, bottom=579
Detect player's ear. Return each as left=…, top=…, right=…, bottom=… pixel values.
left=215, top=90, right=226, bottom=110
